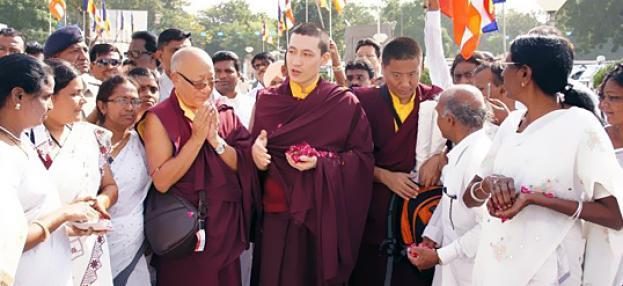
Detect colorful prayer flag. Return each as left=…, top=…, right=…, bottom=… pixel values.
left=440, top=0, right=500, bottom=59
left=48, top=0, right=66, bottom=21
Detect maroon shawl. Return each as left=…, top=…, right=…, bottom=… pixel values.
left=149, top=90, right=258, bottom=274
left=252, top=79, right=375, bottom=283
left=354, top=83, right=442, bottom=244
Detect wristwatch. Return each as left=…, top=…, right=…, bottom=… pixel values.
left=214, top=139, right=226, bottom=155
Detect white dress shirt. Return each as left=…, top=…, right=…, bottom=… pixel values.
left=159, top=72, right=174, bottom=102
left=424, top=10, right=453, bottom=89
left=423, top=129, right=491, bottom=286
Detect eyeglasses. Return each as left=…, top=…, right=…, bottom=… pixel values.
left=177, top=72, right=216, bottom=90
left=125, top=50, right=152, bottom=59
left=499, top=61, right=524, bottom=72
left=138, top=85, right=159, bottom=94
left=106, top=97, right=142, bottom=106
left=95, top=58, right=122, bottom=67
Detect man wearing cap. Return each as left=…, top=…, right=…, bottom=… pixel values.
left=44, top=25, right=99, bottom=118
left=154, top=28, right=191, bottom=101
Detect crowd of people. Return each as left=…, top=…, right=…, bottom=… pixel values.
left=1, top=0, right=623, bottom=285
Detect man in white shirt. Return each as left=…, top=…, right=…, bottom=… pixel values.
left=213, top=51, right=254, bottom=128
left=409, top=85, right=492, bottom=286
left=154, top=28, right=191, bottom=101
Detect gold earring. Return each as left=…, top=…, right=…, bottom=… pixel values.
left=15, top=103, right=21, bottom=110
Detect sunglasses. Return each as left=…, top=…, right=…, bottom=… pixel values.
left=95, top=58, right=122, bottom=67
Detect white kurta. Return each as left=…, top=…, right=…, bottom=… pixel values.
left=5, top=141, right=73, bottom=286
left=216, top=93, right=255, bottom=129
left=411, top=100, right=447, bottom=181
left=473, top=107, right=623, bottom=286
left=158, top=72, right=174, bottom=102
left=423, top=129, right=491, bottom=286
left=30, top=122, right=114, bottom=286
left=108, top=132, right=151, bottom=285
left=424, top=11, right=453, bottom=89
left=0, top=142, right=28, bottom=286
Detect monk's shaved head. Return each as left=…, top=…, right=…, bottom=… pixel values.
left=171, top=46, right=213, bottom=75
left=438, top=84, right=489, bottom=129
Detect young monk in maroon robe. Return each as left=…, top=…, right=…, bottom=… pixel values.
left=349, top=37, right=445, bottom=286
left=140, top=47, right=257, bottom=286
left=250, top=23, right=374, bottom=286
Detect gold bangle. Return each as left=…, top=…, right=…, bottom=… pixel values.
left=32, top=220, right=50, bottom=242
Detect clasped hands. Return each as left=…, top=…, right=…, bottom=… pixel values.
left=479, top=175, right=532, bottom=221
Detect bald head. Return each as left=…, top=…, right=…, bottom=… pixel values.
left=439, top=85, right=489, bottom=129
left=171, top=46, right=213, bottom=75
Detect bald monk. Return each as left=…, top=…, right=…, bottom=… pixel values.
left=140, top=47, right=258, bottom=285
left=410, top=85, right=492, bottom=286
left=349, top=37, right=446, bottom=286
left=250, top=23, right=374, bottom=286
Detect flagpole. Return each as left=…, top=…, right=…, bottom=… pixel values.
left=329, top=0, right=332, bottom=40
left=49, top=12, right=52, bottom=35
left=315, top=0, right=325, bottom=28
left=306, top=0, right=309, bottom=22
left=502, top=2, right=507, bottom=53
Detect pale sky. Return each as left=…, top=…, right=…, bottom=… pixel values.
left=186, top=0, right=542, bottom=17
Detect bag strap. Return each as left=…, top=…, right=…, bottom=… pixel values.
left=198, top=191, right=207, bottom=230
left=380, top=85, right=403, bottom=129
left=380, top=193, right=400, bottom=286
left=113, top=241, right=147, bottom=286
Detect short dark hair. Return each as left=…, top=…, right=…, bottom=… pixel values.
left=252, top=52, right=275, bottom=65
left=290, top=23, right=329, bottom=54
left=345, top=59, right=375, bottom=79
left=131, top=31, right=157, bottom=53
left=599, top=64, right=623, bottom=97
left=450, top=51, right=494, bottom=76
left=356, top=38, right=381, bottom=58
left=474, top=60, right=504, bottom=86
left=44, top=58, right=80, bottom=94
left=213, top=50, right=241, bottom=72
left=25, top=42, right=44, bottom=56
left=381, top=37, right=423, bottom=66
left=96, top=75, right=134, bottom=124
left=157, top=28, right=191, bottom=49
left=0, top=54, right=52, bottom=109
left=127, top=66, right=157, bottom=81
left=89, top=43, right=122, bottom=62
left=0, top=27, right=23, bottom=38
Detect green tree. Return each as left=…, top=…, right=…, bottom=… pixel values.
left=557, top=0, right=623, bottom=56
left=0, top=0, right=56, bottom=44
left=196, top=0, right=269, bottom=59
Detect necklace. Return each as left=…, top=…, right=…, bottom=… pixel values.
left=0, top=125, right=21, bottom=144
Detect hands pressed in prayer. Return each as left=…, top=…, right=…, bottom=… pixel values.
left=382, top=170, right=419, bottom=200
left=487, top=98, right=511, bottom=125
left=252, top=130, right=271, bottom=170
left=191, top=102, right=212, bottom=142
left=285, top=153, right=318, bottom=171
left=419, top=153, right=447, bottom=187
left=205, top=102, right=222, bottom=149
left=408, top=245, right=440, bottom=270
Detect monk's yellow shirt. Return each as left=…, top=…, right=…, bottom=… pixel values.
left=389, top=90, right=415, bottom=131
left=290, top=77, right=319, bottom=100
left=137, top=92, right=196, bottom=137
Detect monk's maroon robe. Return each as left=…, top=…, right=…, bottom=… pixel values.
left=250, top=79, right=374, bottom=286
left=148, top=90, right=258, bottom=286
left=349, top=84, right=442, bottom=286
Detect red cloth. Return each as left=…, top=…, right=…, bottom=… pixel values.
left=149, top=90, right=258, bottom=286
left=349, top=84, right=442, bottom=286
left=251, top=78, right=374, bottom=285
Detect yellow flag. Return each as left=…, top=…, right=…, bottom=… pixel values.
left=333, top=0, right=345, bottom=14
left=317, top=0, right=329, bottom=10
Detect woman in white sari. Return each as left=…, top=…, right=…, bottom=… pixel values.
left=0, top=54, right=101, bottom=286
left=29, top=59, right=119, bottom=286
left=95, top=75, right=152, bottom=285
left=597, top=63, right=623, bottom=285
left=463, top=35, right=623, bottom=286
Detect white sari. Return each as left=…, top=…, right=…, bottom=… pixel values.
left=3, top=140, right=73, bottom=286
left=473, top=107, right=623, bottom=286
left=0, top=142, right=28, bottom=286
left=108, top=131, right=151, bottom=285
left=30, top=122, right=114, bottom=286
